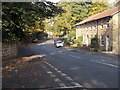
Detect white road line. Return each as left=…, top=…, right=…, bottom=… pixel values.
left=46, top=71, right=52, bottom=74
left=69, top=55, right=81, bottom=59
left=54, top=67, right=58, bottom=71
left=71, top=82, right=83, bottom=87
left=65, top=77, right=73, bottom=81
left=59, top=83, right=66, bottom=87
left=57, top=70, right=62, bottom=73
left=46, top=70, right=67, bottom=87
left=46, top=62, right=52, bottom=67
left=58, top=51, right=63, bottom=53
left=54, top=78, right=61, bottom=82
left=91, top=60, right=118, bottom=68
left=44, top=61, right=83, bottom=88
left=61, top=73, right=67, bottom=77
left=50, top=74, right=56, bottom=78
left=51, top=65, right=54, bottom=68
left=59, top=53, right=66, bottom=55
left=50, top=52, right=56, bottom=55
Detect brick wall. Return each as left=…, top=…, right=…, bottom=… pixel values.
left=2, top=42, right=18, bottom=60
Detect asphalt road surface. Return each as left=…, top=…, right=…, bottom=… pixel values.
left=3, top=39, right=118, bottom=89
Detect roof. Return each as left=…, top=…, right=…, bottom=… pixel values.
left=76, top=6, right=120, bottom=26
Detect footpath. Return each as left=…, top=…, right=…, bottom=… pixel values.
left=2, top=38, right=59, bottom=89
left=63, top=46, right=118, bottom=58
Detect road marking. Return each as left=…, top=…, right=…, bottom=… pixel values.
left=65, top=77, right=73, bottom=81
left=44, top=61, right=83, bottom=88
left=59, top=83, right=66, bottom=87
left=71, top=82, right=83, bottom=87
left=59, top=53, right=66, bottom=55
left=46, top=71, right=52, bottom=74
left=91, top=60, right=118, bottom=68
left=54, top=67, right=58, bottom=71
left=58, top=51, right=63, bottom=53
left=45, top=62, right=52, bottom=67
left=57, top=70, right=62, bottom=74
left=50, top=74, right=56, bottom=78
left=57, top=86, right=82, bottom=88
left=54, top=78, right=61, bottom=82
left=69, top=55, right=81, bottom=59
left=50, top=52, right=56, bottom=55
left=70, top=67, right=80, bottom=70
left=61, top=73, right=67, bottom=77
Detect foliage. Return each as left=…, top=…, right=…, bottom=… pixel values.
left=72, top=36, right=83, bottom=48
left=91, top=35, right=98, bottom=49
left=114, top=0, right=120, bottom=6
left=88, top=2, right=109, bottom=15
left=67, top=30, right=76, bottom=39
left=2, top=2, right=62, bottom=43
left=71, top=2, right=91, bottom=23
left=50, top=2, right=75, bottom=36
left=34, top=31, right=47, bottom=39
left=48, top=1, right=109, bottom=39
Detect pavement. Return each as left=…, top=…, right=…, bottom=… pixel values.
left=2, top=39, right=119, bottom=89
left=63, top=46, right=118, bottom=58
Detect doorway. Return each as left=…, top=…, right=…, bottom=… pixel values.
left=106, top=36, right=110, bottom=51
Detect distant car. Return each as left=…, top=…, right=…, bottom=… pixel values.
left=54, top=40, right=57, bottom=45
left=56, top=41, right=63, bottom=47
left=32, top=39, right=38, bottom=43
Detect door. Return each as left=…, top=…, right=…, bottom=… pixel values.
left=86, top=35, right=89, bottom=46
left=106, top=36, right=109, bottom=51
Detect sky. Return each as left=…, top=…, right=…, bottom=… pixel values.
left=46, top=0, right=116, bottom=3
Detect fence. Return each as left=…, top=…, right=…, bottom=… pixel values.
left=2, top=42, right=18, bottom=60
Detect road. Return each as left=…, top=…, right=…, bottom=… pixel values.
left=3, top=39, right=118, bottom=89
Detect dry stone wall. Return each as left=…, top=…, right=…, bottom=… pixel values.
left=2, top=42, right=18, bottom=60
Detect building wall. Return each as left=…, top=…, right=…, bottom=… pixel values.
left=76, top=12, right=119, bottom=54
left=97, top=17, right=112, bottom=51
left=112, top=12, right=120, bottom=54
left=76, top=21, right=98, bottom=46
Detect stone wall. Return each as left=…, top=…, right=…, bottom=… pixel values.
left=112, top=12, right=120, bottom=54
left=2, top=42, right=18, bottom=60
left=76, top=9, right=120, bottom=54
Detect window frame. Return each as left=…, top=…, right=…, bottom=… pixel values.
left=100, top=35, right=104, bottom=46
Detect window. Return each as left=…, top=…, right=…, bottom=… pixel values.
left=86, top=27, right=87, bottom=30
left=92, top=24, right=95, bottom=30
left=91, top=35, right=94, bottom=38
left=106, top=21, right=109, bottom=30
left=100, top=35, right=104, bottom=46
left=90, top=26, right=92, bottom=30
left=86, top=26, right=88, bottom=30
left=119, top=35, right=120, bottom=41
left=100, top=24, right=103, bottom=30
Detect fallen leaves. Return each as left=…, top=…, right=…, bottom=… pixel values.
left=23, top=54, right=46, bottom=62
left=2, top=54, right=46, bottom=71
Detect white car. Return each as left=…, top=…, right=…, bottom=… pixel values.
left=56, top=41, right=63, bottom=47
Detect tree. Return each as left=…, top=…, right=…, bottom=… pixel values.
left=2, top=2, right=63, bottom=43
left=44, top=0, right=109, bottom=39
left=88, top=1, right=109, bottom=15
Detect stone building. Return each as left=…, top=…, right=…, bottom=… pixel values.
left=76, top=6, right=120, bottom=54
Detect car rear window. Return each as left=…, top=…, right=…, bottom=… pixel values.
left=57, top=42, right=62, bottom=43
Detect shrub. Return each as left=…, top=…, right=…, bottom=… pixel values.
left=72, top=36, right=83, bottom=48
left=91, top=35, right=99, bottom=50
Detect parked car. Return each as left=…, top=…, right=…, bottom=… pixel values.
left=56, top=41, right=63, bottom=48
